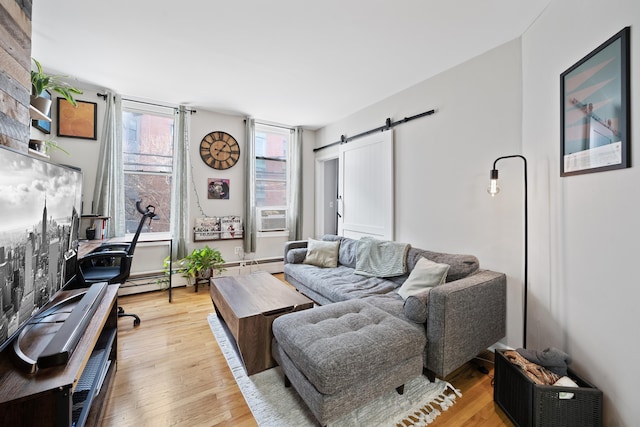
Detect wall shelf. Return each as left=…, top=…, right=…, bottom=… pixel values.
left=28, top=147, right=50, bottom=159
left=29, top=105, right=51, bottom=122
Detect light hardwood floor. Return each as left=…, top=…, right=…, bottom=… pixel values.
left=101, top=276, right=513, bottom=426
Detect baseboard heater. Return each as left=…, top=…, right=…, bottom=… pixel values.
left=226, top=256, right=284, bottom=268
left=120, top=257, right=284, bottom=290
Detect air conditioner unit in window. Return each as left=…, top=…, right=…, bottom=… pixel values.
left=257, top=207, right=287, bottom=231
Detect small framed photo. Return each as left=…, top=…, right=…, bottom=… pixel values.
left=207, top=178, right=230, bottom=199
left=57, top=98, right=97, bottom=140
left=32, top=90, right=51, bottom=133
left=560, top=27, right=630, bottom=177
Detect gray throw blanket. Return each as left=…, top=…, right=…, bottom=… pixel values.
left=354, top=237, right=411, bottom=277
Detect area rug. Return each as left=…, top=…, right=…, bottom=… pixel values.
left=207, top=313, right=461, bottom=426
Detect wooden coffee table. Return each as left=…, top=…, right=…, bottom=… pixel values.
left=210, top=271, right=313, bottom=375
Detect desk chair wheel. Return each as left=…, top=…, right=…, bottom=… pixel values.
left=118, top=306, right=141, bottom=327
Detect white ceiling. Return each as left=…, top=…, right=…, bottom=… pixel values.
left=31, top=0, right=550, bottom=129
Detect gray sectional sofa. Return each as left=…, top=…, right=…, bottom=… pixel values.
left=283, top=234, right=507, bottom=379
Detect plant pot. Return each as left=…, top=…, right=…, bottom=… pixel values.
left=86, top=228, right=96, bottom=240
left=30, top=94, right=52, bottom=116
left=29, top=139, right=45, bottom=152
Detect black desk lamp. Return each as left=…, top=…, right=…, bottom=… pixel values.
left=488, top=155, right=528, bottom=348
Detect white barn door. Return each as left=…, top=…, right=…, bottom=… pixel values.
left=338, top=130, right=394, bottom=240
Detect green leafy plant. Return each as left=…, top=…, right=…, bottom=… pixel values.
left=28, top=138, right=69, bottom=155
left=44, top=139, right=70, bottom=155
left=183, top=246, right=226, bottom=279
left=162, top=246, right=225, bottom=286
left=30, top=58, right=83, bottom=107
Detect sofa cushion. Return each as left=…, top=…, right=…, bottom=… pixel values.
left=322, top=234, right=358, bottom=268
left=285, top=263, right=399, bottom=302
left=303, top=238, right=340, bottom=268
left=397, top=257, right=449, bottom=299
left=406, top=248, right=478, bottom=282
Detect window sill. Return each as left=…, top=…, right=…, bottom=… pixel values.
left=257, top=230, right=289, bottom=238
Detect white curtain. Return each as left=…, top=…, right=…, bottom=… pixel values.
left=243, top=117, right=256, bottom=253
left=92, top=92, right=124, bottom=238
left=288, top=127, right=303, bottom=240
left=170, top=106, right=190, bottom=259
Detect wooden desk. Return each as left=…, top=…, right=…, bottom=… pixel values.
left=78, top=240, right=102, bottom=258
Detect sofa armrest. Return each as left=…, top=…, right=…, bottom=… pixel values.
left=426, top=269, right=506, bottom=378
left=284, top=240, right=308, bottom=264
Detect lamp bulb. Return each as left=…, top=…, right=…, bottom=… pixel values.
left=487, top=179, right=500, bottom=197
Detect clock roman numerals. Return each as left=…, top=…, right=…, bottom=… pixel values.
left=199, top=131, right=240, bottom=170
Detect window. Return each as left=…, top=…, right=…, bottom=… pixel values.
left=255, top=123, right=290, bottom=229
left=122, top=103, right=174, bottom=234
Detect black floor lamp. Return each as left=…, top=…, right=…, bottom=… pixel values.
left=487, top=155, right=528, bottom=349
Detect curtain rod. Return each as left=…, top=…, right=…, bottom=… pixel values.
left=313, top=108, right=436, bottom=153
left=97, top=93, right=196, bottom=113
left=247, top=119, right=296, bottom=131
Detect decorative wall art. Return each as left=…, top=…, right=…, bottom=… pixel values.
left=193, top=216, right=243, bottom=241
left=57, top=99, right=97, bottom=140
left=208, top=178, right=230, bottom=200
left=560, top=27, right=630, bottom=177
left=194, top=217, right=222, bottom=241
left=32, top=90, right=51, bottom=133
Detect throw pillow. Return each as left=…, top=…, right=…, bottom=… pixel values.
left=303, top=238, right=340, bottom=268
left=403, top=289, right=429, bottom=323
left=397, top=257, right=449, bottom=299
left=287, top=248, right=307, bottom=264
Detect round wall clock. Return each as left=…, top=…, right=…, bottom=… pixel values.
left=199, top=131, right=240, bottom=170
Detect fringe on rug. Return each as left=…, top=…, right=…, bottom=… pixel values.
left=394, top=381, right=462, bottom=427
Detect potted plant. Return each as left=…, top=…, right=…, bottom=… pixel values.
left=163, top=246, right=225, bottom=288
left=30, top=58, right=83, bottom=114
left=29, top=138, right=70, bottom=156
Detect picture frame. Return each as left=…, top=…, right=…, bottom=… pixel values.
left=32, top=90, right=51, bottom=133
left=560, top=27, right=630, bottom=177
left=57, top=98, right=97, bottom=140
left=207, top=178, right=230, bottom=199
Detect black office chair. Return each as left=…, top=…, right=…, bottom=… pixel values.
left=77, top=201, right=158, bottom=326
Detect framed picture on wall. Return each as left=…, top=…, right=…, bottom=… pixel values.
left=560, top=27, right=630, bottom=177
left=57, top=98, right=98, bottom=140
left=32, top=90, right=51, bottom=133
left=207, top=178, right=230, bottom=199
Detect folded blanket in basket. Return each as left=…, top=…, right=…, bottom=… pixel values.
left=517, top=347, right=571, bottom=376
left=504, top=350, right=559, bottom=385
left=354, top=237, right=411, bottom=278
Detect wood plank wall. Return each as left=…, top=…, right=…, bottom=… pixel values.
left=0, top=0, right=32, bottom=152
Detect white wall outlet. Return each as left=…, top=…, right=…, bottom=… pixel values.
left=234, top=247, right=243, bottom=256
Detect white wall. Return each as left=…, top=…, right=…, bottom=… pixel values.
left=316, top=1, right=639, bottom=424
left=188, top=111, right=316, bottom=262
left=316, top=39, right=525, bottom=346
left=43, top=88, right=105, bottom=219
left=523, top=0, right=639, bottom=425
left=188, top=109, right=248, bottom=263
left=47, top=94, right=316, bottom=273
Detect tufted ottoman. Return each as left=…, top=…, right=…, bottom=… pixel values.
left=272, top=299, right=426, bottom=426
